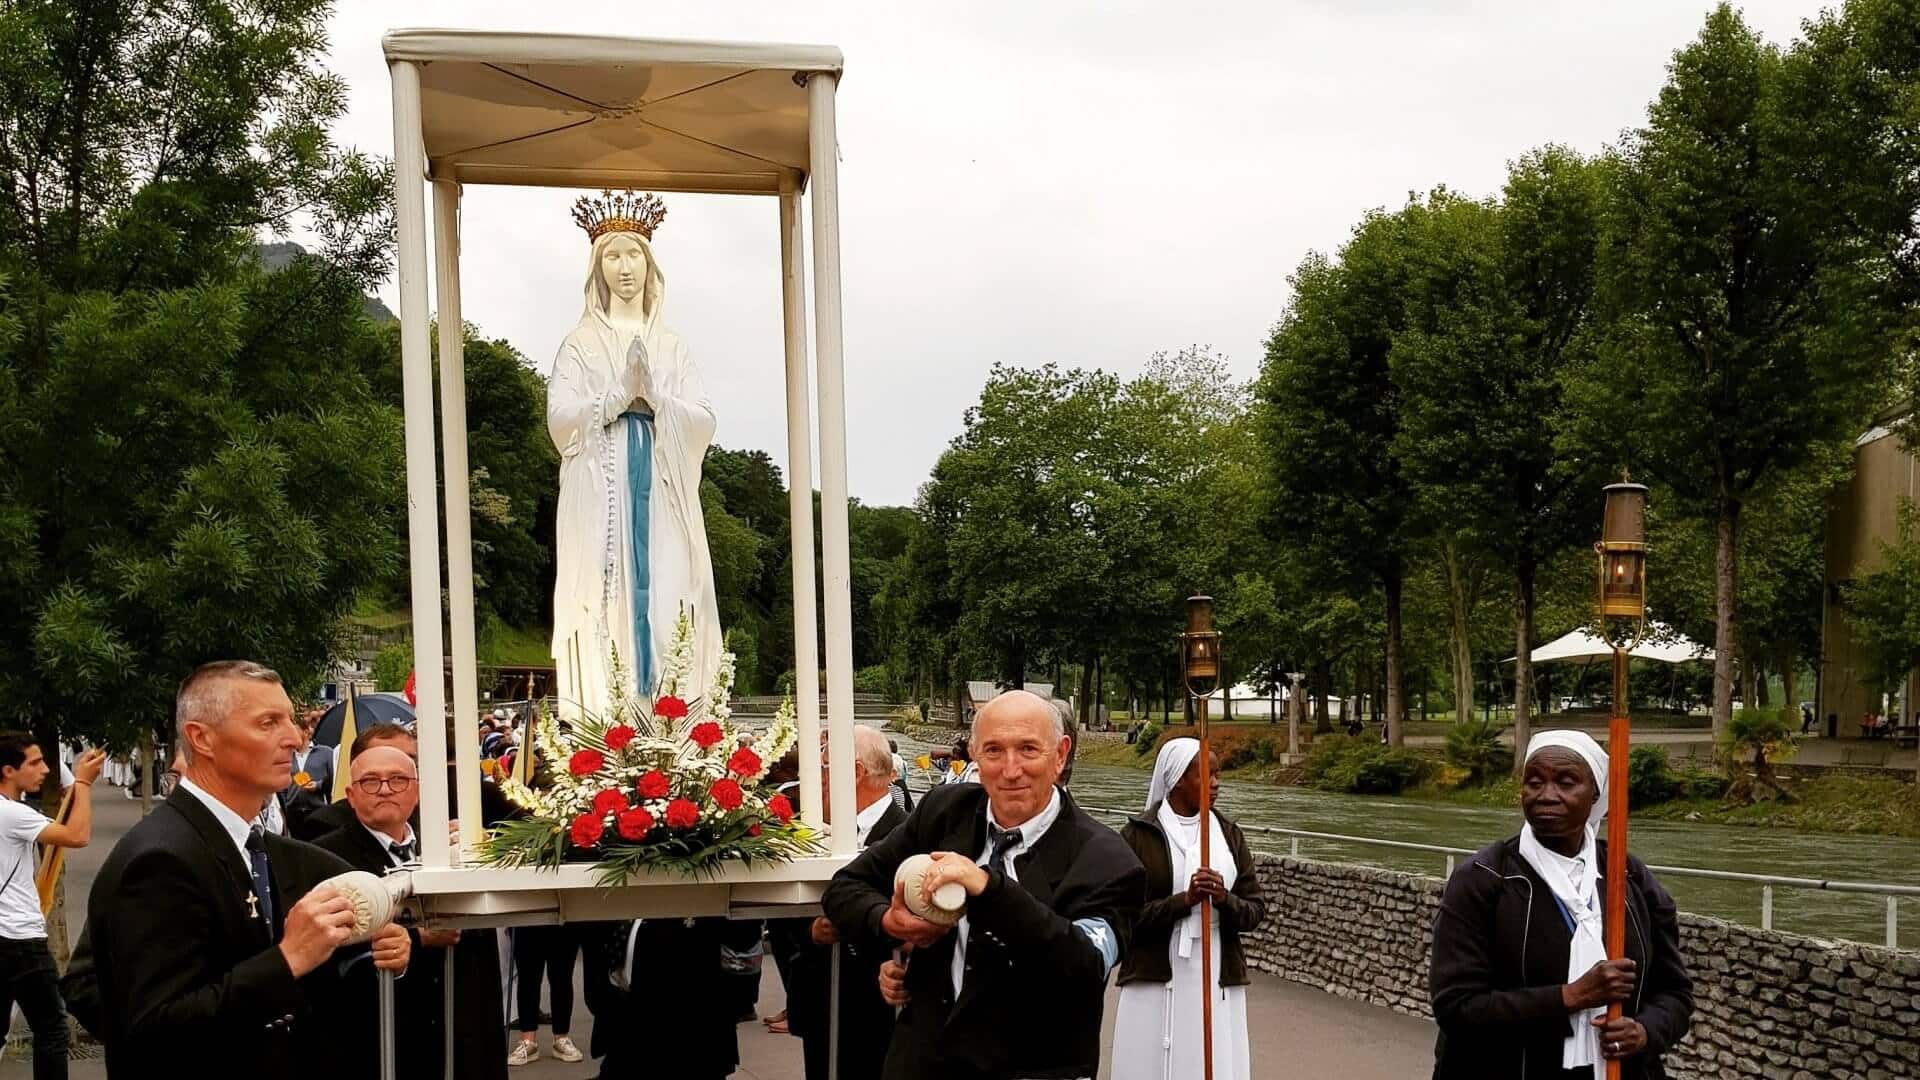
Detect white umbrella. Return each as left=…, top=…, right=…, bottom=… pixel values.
left=1510, top=624, right=1714, bottom=665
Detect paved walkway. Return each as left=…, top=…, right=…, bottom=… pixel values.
left=28, top=793, right=1436, bottom=1079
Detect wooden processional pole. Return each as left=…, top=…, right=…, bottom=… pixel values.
left=1183, top=595, right=1221, bottom=1080
left=1196, top=690, right=1215, bottom=1080
left=1603, top=645, right=1629, bottom=1080
left=1596, top=476, right=1647, bottom=1080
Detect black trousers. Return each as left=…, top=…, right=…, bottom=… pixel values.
left=512, top=925, right=579, bottom=1035
left=0, top=936, right=68, bottom=1080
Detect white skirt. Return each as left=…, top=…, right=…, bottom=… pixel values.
left=1111, top=921, right=1252, bottom=1080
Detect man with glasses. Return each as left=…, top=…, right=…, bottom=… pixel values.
left=312, top=745, right=506, bottom=1079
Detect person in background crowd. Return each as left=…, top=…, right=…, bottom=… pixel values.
left=824, top=690, right=1145, bottom=1080
left=0, top=734, right=105, bottom=1080
left=786, top=725, right=907, bottom=1080
left=885, top=738, right=913, bottom=814
left=85, top=661, right=410, bottom=1080
left=508, top=926, right=584, bottom=1064
left=942, top=736, right=977, bottom=785
left=1113, top=738, right=1265, bottom=1080
left=1429, top=730, right=1693, bottom=1079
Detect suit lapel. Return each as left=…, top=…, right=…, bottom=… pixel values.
left=868, top=803, right=907, bottom=847
left=951, top=788, right=1077, bottom=1019
left=165, top=790, right=271, bottom=945
left=1008, top=787, right=1077, bottom=912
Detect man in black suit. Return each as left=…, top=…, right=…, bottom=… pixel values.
left=85, top=661, right=411, bottom=1080
left=823, top=690, right=1145, bottom=1080
left=278, top=709, right=334, bottom=837
left=312, top=744, right=509, bottom=1080
left=785, top=725, right=908, bottom=1080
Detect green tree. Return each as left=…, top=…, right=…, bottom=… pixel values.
left=458, top=331, right=558, bottom=629
left=1392, top=151, right=1608, bottom=768
left=1260, top=209, right=1419, bottom=745
left=0, top=0, right=398, bottom=771
left=1566, top=5, right=1909, bottom=737
left=923, top=364, right=1116, bottom=684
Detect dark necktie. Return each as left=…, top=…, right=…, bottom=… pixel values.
left=245, top=827, right=276, bottom=928
left=389, top=839, right=416, bottom=863
left=987, top=824, right=1022, bottom=874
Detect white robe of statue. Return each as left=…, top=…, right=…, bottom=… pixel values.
left=548, top=226, right=722, bottom=718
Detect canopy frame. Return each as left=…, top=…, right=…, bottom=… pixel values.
left=381, top=30, right=858, bottom=911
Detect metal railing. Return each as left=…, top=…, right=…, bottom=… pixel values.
left=1080, top=805, right=1920, bottom=948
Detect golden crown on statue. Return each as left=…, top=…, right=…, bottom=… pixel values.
left=571, top=189, right=668, bottom=242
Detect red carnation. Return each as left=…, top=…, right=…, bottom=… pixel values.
left=709, top=779, right=744, bottom=812
left=664, top=798, right=700, bottom=829
left=569, top=812, right=604, bottom=848
left=617, top=808, right=655, bottom=841
left=592, top=789, right=627, bottom=819
left=603, top=724, right=636, bottom=751
left=726, top=746, right=762, bottom=778
left=568, top=749, right=605, bottom=777
left=636, top=769, right=671, bottom=800
left=766, top=793, right=794, bottom=826
left=654, top=695, right=689, bottom=720
left=748, top=823, right=763, bottom=837
left=688, top=722, right=724, bottom=750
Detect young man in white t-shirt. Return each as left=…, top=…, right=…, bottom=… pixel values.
left=0, top=732, right=105, bottom=1080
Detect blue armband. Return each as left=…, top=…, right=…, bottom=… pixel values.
left=1073, top=917, right=1120, bottom=974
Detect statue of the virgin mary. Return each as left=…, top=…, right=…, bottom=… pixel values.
left=548, top=190, right=722, bottom=717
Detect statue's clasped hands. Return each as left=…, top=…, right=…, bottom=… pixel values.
left=618, top=338, right=652, bottom=411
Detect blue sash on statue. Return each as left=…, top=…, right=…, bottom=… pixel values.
left=623, top=409, right=656, bottom=696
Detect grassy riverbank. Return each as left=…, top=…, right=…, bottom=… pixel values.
left=1395, top=774, right=1920, bottom=839
left=1070, top=736, right=1920, bottom=839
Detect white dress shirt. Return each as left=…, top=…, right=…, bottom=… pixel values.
left=949, top=787, right=1064, bottom=1001
left=176, top=777, right=257, bottom=865
left=364, top=822, right=418, bottom=866
left=854, top=793, right=893, bottom=848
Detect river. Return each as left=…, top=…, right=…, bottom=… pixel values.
left=891, top=732, right=1920, bottom=949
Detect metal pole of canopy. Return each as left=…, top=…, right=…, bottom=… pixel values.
left=806, top=73, right=857, bottom=849
left=434, top=178, right=484, bottom=855
left=779, top=177, right=824, bottom=829
left=389, top=58, right=450, bottom=865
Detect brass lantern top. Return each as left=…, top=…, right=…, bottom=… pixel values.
left=1183, top=595, right=1221, bottom=697
left=1596, top=476, right=1649, bottom=629
left=1600, top=481, right=1649, bottom=550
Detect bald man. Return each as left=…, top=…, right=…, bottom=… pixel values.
left=823, top=691, right=1145, bottom=1080
left=312, top=745, right=507, bottom=1080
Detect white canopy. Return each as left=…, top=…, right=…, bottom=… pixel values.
left=381, top=30, right=860, bottom=888
left=1515, top=625, right=1714, bottom=665
left=383, top=30, right=842, bottom=194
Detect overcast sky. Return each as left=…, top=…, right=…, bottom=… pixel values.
left=322, top=1, right=1821, bottom=507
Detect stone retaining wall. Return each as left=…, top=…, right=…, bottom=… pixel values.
left=1241, top=855, right=1920, bottom=1078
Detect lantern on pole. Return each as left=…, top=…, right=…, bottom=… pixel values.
left=1594, top=476, right=1647, bottom=1080
left=1181, top=595, right=1221, bottom=1080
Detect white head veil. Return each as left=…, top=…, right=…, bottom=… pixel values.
left=1523, top=729, right=1609, bottom=825
left=1147, top=737, right=1202, bottom=812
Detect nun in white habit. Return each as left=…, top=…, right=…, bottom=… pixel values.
left=1113, top=737, right=1266, bottom=1080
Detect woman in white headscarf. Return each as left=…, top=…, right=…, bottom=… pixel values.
left=1429, top=730, right=1693, bottom=1079
left=548, top=198, right=722, bottom=720
left=1112, top=738, right=1266, bottom=1080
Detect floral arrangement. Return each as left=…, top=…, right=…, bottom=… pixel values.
left=482, top=613, right=821, bottom=883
